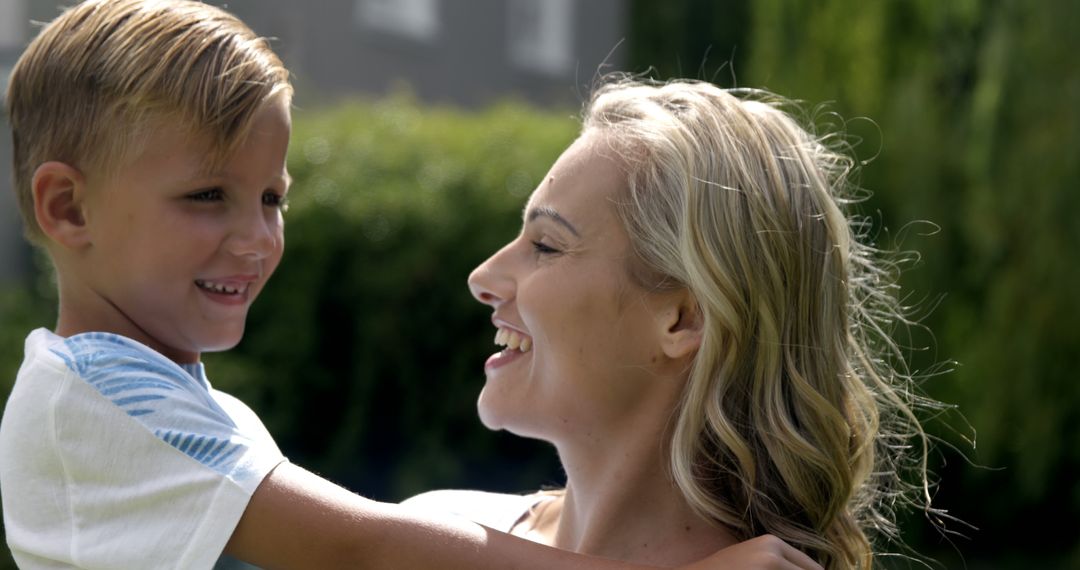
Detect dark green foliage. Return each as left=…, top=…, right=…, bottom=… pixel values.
left=0, top=256, right=57, bottom=398
left=628, top=0, right=751, bottom=83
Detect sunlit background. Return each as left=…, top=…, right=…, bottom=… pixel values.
left=1, top=1, right=1077, bottom=568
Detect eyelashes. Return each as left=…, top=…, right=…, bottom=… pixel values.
left=262, top=191, right=289, bottom=211
left=186, top=187, right=289, bottom=211
left=531, top=240, right=560, bottom=255
left=187, top=187, right=224, bottom=202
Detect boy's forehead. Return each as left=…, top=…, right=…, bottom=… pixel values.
left=132, top=114, right=232, bottom=170
left=114, top=93, right=291, bottom=178
left=94, top=117, right=213, bottom=185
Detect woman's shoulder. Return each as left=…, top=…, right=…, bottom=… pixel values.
left=401, top=489, right=546, bottom=532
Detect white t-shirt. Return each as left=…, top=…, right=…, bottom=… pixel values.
left=0, top=329, right=286, bottom=569
left=401, top=489, right=546, bottom=532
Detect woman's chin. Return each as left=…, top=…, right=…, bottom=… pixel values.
left=477, top=410, right=502, bottom=432
left=476, top=392, right=536, bottom=437
left=476, top=402, right=526, bottom=435
left=476, top=390, right=505, bottom=431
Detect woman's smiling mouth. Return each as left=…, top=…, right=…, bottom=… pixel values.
left=494, top=326, right=533, bottom=353
left=485, top=326, right=533, bottom=372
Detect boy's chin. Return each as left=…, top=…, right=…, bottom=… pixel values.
left=199, top=341, right=241, bottom=354
left=193, top=327, right=247, bottom=354
left=199, top=335, right=244, bottom=354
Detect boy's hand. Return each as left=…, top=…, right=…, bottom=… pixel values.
left=679, top=535, right=822, bottom=570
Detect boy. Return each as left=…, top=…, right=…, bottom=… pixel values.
left=0, top=1, right=819, bottom=569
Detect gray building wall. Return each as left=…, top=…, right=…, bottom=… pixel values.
left=0, top=0, right=626, bottom=282
left=228, top=0, right=626, bottom=108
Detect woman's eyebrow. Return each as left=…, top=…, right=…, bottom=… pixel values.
left=525, top=206, right=581, bottom=237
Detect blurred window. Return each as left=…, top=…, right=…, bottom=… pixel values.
left=508, top=0, right=573, bottom=76
left=355, top=0, right=440, bottom=42
left=0, top=0, right=25, bottom=49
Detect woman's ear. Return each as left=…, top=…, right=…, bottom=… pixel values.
left=33, top=161, right=91, bottom=249
left=658, top=288, right=703, bottom=360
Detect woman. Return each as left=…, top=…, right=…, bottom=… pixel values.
left=407, top=78, right=934, bottom=569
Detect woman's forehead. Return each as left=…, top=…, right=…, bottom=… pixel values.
left=526, top=134, right=624, bottom=213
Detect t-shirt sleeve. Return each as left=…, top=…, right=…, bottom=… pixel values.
left=46, top=333, right=285, bottom=569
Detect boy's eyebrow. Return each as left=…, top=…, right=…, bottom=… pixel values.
left=186, top=170, right=292, bottom=189
left=525, top=206, right=580, bottom=237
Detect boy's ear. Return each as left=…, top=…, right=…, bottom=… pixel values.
left=657, top=288, right=704, bottom=360
left=33, top=161, right=91, bottom=249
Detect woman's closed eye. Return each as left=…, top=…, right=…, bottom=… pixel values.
left=531, top=240, right=561, bottom=255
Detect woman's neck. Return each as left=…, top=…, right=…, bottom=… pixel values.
left=520, top=423, right=739, bottom=566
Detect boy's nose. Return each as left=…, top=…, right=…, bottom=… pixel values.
left=226, top=206, right=280, bottom=259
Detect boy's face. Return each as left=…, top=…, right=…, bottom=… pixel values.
left=76, top=95, right=292, bottom=363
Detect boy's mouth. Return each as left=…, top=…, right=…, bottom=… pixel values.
left=195, top=279, right=249, bottom=296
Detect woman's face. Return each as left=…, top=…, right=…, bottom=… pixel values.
left=468, top=132, right=678, bottom=445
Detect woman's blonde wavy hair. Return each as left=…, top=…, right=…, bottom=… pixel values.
left=583, top=78, right=934, bottom=569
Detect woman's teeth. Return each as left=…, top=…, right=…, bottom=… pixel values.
left=196, top=279, right=245, bottom=295
left=494, top=327, right=532, bottom=353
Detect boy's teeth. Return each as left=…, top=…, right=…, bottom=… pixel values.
left=197, top=280, right=244, bottom=295
left=492, top=326, right=532, bottom=353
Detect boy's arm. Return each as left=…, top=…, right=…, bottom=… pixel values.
left=225, top=462, right=821, bottom=570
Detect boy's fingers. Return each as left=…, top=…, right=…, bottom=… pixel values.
left=785, top=548, right=822, bottom=570
left=752, top=534, right=822, bottom=570
left=684, top=534, right=823, bottom=570
left=777, top=540, right=822, bottom=570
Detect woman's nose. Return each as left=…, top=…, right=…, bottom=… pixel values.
left=468, top=243, right=516, bottom=307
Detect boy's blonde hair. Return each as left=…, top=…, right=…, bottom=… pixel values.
left=5, top=0, right=292, bottom=244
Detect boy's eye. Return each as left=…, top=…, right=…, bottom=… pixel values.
left=187, top=187, right=224, bottom=202
left=263, top=191, right=289, bottom=211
